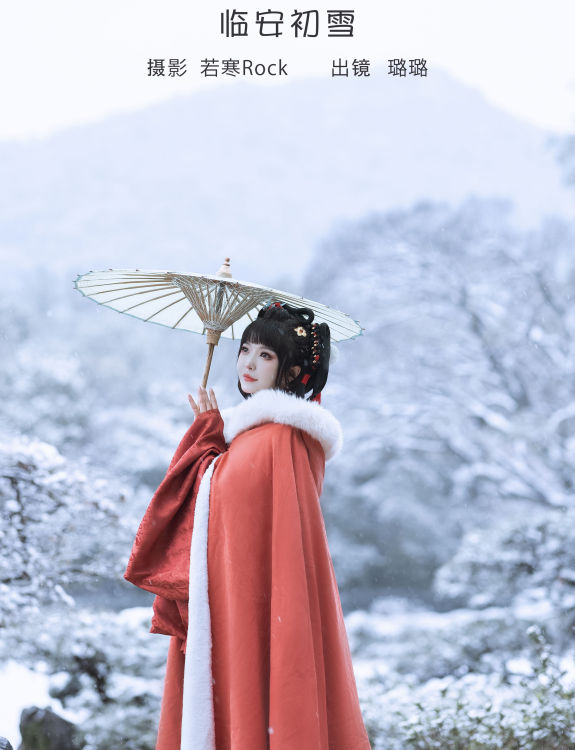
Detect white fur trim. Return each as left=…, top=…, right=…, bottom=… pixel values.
left=220, top=389, right=343, bottom=461
left=181, top=455, right=220, bottom=750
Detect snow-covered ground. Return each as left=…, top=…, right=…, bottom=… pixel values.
left=2, top=601, right=574, bottom=749
left=0, top=660, right=85, bottom=748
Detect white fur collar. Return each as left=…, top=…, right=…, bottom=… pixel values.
left=220, top=389, right=343, bottom=461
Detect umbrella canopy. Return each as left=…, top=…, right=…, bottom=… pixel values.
left=74, top=259, right=363, bottom=385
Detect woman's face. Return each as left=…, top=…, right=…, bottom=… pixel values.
left=237, top=341, right=280, bottom=394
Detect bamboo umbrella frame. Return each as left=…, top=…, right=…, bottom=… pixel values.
left=75, top=259, right=363, bottom=387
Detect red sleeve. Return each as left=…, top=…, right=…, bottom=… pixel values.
left=168, top=408, right=226, bottom=473
left=123, top=409, right=226, bottom=602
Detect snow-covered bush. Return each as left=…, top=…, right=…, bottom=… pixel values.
left=358, top=626, right=575, bottom=749
left=347, top=604, right=538, bottom=684
left=0, top=435, right=132, bottom=627
left=2, top=607, right=168, bottom=750
left=434, top=506, right=575, bottom=645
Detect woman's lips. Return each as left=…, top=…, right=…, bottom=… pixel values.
left=243, top=374, right=257, bottom=382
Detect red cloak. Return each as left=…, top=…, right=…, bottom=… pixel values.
left=125, top=389, right=371, bottom=750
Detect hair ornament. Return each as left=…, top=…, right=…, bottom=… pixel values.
left=309, top=322, right=321, bottom=370
left=294, top=326, right=307, bottom=337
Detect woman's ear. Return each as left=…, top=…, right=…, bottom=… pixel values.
left=288, top=365, right=302, bottom=382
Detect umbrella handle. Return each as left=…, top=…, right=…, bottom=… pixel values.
left=201, top=343, right=215, bottom=388
left=201, top=329, right=222, bottom=388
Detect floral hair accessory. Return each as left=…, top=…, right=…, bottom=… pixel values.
left=294, top=326, right=307, bottom=337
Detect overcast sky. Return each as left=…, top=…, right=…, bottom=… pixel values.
left=1, top=0, right=574, bottom=141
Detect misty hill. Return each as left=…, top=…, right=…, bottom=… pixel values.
left=0, top=66, right=572, bottom=287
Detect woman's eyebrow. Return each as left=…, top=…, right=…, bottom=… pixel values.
left=244, top=342, right=275, bottom=353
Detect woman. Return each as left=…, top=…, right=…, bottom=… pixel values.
left=124, top=302, right=371, bottom=750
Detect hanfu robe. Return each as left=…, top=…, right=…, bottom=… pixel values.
left=124, top=388, right=371, bottom=750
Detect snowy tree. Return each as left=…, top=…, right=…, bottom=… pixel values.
left=304, top=197, right=575, bottom=600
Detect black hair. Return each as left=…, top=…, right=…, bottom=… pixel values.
left=237, top=302, right=330, bottom=401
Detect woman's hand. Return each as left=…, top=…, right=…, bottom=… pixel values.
left=188, top=386, right=219, bottom=418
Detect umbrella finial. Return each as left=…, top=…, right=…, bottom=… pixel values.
left=216, top=258, right=232, bottom=278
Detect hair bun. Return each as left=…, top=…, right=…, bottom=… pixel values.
left=258, top=301, right=315, bottom=326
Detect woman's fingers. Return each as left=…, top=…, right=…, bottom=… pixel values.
left=188, top=393, right=199, bottom=416
left=190, top=386, right=218, bottom=415
left=198, top=386, right=208, bottom=412
left=209, top=387, right=219, bottom=411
